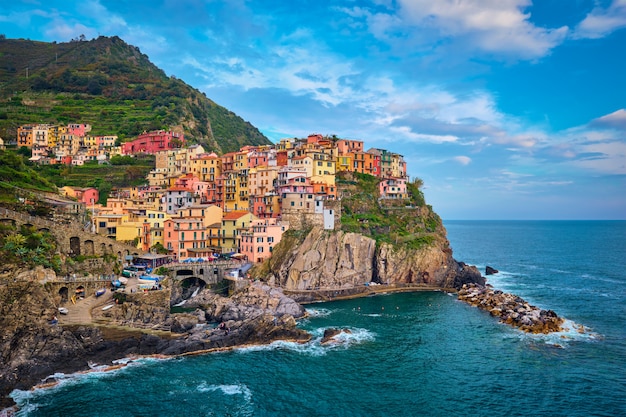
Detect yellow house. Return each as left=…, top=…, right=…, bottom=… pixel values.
left=190, top=153, right=222, bottom=182
left=220, top=211, right=258, bottom=253
left=175, top=204, right=223, bottom=228
left=336, top=154, right=353, bottom=173
left=136, top=209, right=170, bottom=251
left=115, top=213, right=143, bottom=246
left=307, top=151, right=336, bottom=190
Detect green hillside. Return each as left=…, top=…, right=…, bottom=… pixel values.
left=0, top=36, right=271, bottom=153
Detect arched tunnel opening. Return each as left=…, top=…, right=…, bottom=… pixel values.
left=179, top=277, right=207, bottom=300
left=59, top=287, right=69, bottom=303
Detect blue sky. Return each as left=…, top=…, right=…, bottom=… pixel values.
left=2, top=0, right=625, bottom=220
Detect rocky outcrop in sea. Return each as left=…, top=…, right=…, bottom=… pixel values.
left=457, top=283, right=564, bottom=333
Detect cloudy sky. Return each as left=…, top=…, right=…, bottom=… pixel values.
left=2, top=0, right=626, bottom=220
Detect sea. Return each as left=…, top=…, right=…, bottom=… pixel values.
left=10, top=220, right=626, bottom=416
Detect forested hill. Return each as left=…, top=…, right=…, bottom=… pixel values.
left=0, top=36, right=271, bottom=153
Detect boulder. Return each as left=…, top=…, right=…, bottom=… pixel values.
left=486, top=266, right=499, bottom=275
left=321, top=328, right=352, bottom=344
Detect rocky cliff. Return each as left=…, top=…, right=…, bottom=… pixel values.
left=259, top=226, right=484, bottom=301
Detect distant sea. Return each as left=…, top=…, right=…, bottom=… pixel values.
left=11, top=221, right=626, bottom=416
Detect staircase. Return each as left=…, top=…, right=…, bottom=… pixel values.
left=58, top=290, right=114, bottom=325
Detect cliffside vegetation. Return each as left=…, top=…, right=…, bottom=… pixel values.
left=0, top=223, right=61, bottom=273
left=0, top=36, right=271, bottom=153
left=337, top=171, right=443, bottom=250
left=0, top=149, right=154, bottom=206
left=0, top=150, right=56, bottom=198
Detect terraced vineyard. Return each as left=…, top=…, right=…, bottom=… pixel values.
left=0, top=36, right=271, bottom=153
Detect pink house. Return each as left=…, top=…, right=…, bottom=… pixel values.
left=240, top=219, right=289, bottom=263
left=379, top=177, right=408, bottom=199
left=62, top=186, right=99, bottom=205
left=67, top=123, right=90, bottom=137
left=336, top=139, right=364, bottom=155
left=121, top=130, right=184, bottom=155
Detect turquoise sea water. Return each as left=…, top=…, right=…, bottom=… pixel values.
left=12, top=221, right=626, bottom=416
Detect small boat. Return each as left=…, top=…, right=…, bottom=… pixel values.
left=95, top=288, right=106, bottom=297
left=138, top=274, right=162, bottom=284
left=58, top=307, right=69, bottom=315
left=118, top=277, right=129, bottom=285
left=102, top=304, right=114, bottom=311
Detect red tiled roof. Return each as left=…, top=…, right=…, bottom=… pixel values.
left=223, top=211, right=249, bottom=220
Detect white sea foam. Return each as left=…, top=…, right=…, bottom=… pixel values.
left=197, top=382, right=251, bottom=397
left=311, top=327, right=376, bottom=348
left=234, top=327, right=375, bottom=356
left=305, top=307, right=333, bottom=317
left=195, top=382, right=254, bottom=415
left=503, top=318, right=601, bottom=348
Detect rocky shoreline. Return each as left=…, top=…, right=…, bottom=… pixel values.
left=0, top=280, right=310, bottom=410
left=3, top=255, right=565, bottom=413
left=457, top=283, right=565, bottom=333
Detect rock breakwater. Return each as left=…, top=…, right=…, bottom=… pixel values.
left=458, top=283, right=564, bottom=333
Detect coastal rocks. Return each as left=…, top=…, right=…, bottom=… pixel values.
left=321, top=328, right=352, bottom=344
left=0, top=278, right=90, bottom=409
left=160, top=313, right=311, bottom=356
left=485, top=266, right=499, bottom=275
left=199, top=282, right=306, bottom=322
left=457, top=283, right=564, bottom=333
left=92, top=288, right=171, bottom=330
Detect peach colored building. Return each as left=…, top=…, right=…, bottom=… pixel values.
left=164, top=217, right=210, bottom=260
left=240, top=218, right=290, bottom=263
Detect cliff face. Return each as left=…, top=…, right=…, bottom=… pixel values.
left=264, top=226, right=483, bottom=295
left=269, top=228, right=377, bottom=291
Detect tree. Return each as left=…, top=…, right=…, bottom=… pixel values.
left=17, top=146, right=31, bottom=158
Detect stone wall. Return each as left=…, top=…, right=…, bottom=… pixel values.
left=0, top=207, right=138, bottom=258
left=281, top=200, right=342, bottom=231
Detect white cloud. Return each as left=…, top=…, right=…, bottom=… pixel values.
left=44, top=21, right=97, bottom=40
left=569, top=141, right=626, bottom=175
left=454, top=156, right=472, bottom=165
left=573, top=0, right=626, bottom=39
left=590, top=109, right=626, bottom=130
left=395, top=0, right=568, bottom=59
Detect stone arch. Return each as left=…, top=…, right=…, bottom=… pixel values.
left=84, top=240, right=95, bottom=256
left=179, top=276, right=208, bottom=290
left=117, top=251, right=122, bottom=261
left=38, top=227, right=50, bottom=233
left=199, top=268, right=204, bottom=275
left=108, top=244, right=113, bottom=254
left=0, top=218, right=15, bottom=228
left=70, top=237, right=81, bottom=256
left=100, top=242, right=106, bottom=255
left=59, top=287, right=69, bottom=302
